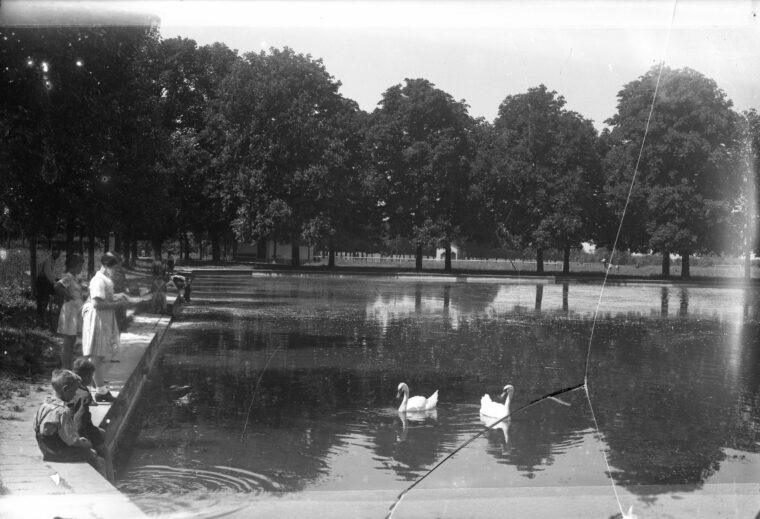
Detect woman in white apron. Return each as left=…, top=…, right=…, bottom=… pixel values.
left=81, top=252, right=127, bottom=403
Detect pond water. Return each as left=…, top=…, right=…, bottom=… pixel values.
left=115, top=273, right=760, bottom=518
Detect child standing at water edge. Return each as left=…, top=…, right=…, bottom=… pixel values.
left=55, top=254, right=85, bottom=369
left=33, top=370, right=106, bottom=474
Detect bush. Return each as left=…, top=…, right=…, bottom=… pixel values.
left=0, top=326, right=59, bottom=374
left=0, top=248, right=32, bottom=313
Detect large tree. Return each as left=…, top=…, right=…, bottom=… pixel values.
left=156, top=38, right=240, bottom=261
left=300, top=103, right=383, bottom=268
left=603, top=66, right=738, bottom=278
left=491, top=85, right=600, bottom=273
left=369, top=78, right=476, bottom=272
left=218, top=47, right=352, bottom=266
left=0, top=24, right=160, bottom=279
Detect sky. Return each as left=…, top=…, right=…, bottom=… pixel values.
left=3, top=0, right=760, bottom=129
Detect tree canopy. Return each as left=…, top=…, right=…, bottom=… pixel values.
left=603, top=66, right=739, bottom=277
left=1, top=26, right=756, bottom=279
left=369, top=78, right=477, bottom=271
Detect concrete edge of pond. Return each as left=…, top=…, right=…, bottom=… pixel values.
left=154, top=483, right=759, bottom=518
left=0, top=312, right=172, bottom=519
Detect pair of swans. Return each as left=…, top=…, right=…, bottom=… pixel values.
left=396, top=382, right=515, bottom=418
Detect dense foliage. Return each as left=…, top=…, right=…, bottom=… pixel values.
left=1, top=25, right=757, bottom=278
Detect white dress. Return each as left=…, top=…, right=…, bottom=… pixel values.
left=81, top=270, right=120, bottom=357
left=55, top=273, right=83, bottom=336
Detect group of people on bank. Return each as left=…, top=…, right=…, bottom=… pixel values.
left=31, top=247, right=192, bottom=476
left=37, top=249, right=138, bottom=401
left=33, top=250, right=139, bottom=478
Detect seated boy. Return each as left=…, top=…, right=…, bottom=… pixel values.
left=71, top=359, right=106, bottom=448
left=33, top=369, right=106, bottom=475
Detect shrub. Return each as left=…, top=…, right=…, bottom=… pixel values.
left=0, top=326, right=59, bottom=374
left=0, top=248, right=32, bottom=313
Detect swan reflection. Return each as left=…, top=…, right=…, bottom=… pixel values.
left=480, top=414, right=511, bottom=452
left=396, top=409, right=438, bottom=442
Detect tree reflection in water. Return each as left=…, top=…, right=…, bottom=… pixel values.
left=116, top=274, right=759, bottom=504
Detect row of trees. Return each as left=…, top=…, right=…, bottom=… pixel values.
left=1, top=25, right=758, bottom=282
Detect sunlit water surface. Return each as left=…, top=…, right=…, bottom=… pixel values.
left=115, top=273, right=760, bottom=517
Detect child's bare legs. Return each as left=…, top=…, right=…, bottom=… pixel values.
left=88, top=355, right=108, bottom=390
left=61, top=335, right=76, bottom=370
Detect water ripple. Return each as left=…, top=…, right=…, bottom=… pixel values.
left=118, top=464, right=281, bottom=517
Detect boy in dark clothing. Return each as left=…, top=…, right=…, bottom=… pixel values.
left=71, top=359, right=106, bottom=449
left=33, top=370, right=105, bottom=475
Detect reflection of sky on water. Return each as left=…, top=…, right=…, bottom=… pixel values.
left=361, top=282, right=758, bottom=327
left=366, top=293, right=463, bottom=331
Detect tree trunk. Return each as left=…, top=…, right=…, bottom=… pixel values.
left=415, top=245, right=423, bottom=271
left=123, top=233, right=131, bottom=268
left=680, top=252, right=690, bottom=279
left=103, top=233, right=110, bottom=253
left=131, top=238, right=137, bottom=267
left=211, top=230, right=221, bottom=262
left=88, top=228, right=96, bottom=278
left=152, top=237, right=163, bottom=260
left=661, top=250, right=670, bottom=278
left=232, top=238, right=238, bottom=262
left=328, top=242, right=336, bottom=269
left=65, top=217, right=75, bottom=257
left=536, top=248, right=544, bottom=274
left=114, top=232, right=122, bottom=256
left=291, top=243, right=300, bottom=266
left=562, top=244, right=570, bottom=274
left=30, top=234, right=38, bottom=297
left=183, top=232, right=191, bottom=260
left=78, top=225, right=85, bottom=255
left=444, top=243, right=452, bottom=272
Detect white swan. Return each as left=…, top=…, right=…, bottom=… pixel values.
left=479, top=384, right=514, bottom=419
left=397, top=382, right=438, bottom=413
